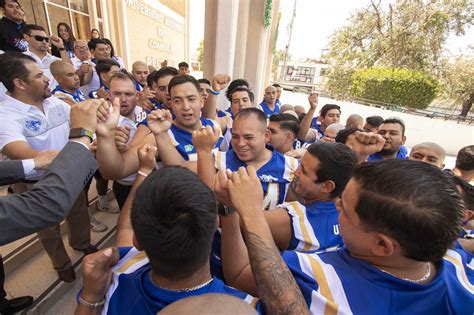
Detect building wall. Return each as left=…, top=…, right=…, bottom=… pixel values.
left=14, top=0, right=187, bottom=70
left=123, top=0, right=186, bottom=68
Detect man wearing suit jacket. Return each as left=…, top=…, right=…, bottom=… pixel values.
left=0, top=94, right=104, bottom=314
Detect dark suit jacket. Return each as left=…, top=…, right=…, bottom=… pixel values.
left=0, top=142, right=97, bottom=245
left=0, top=160, right=25, bottom=186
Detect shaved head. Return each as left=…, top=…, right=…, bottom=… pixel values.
left=345, top=114, right=364, bottom=129
left=409, top=142, right=446, bottom=168
left=280, top=104, right=294, bottom=113
left=132, top=60, right=147, bottom=71
left=323, top=123, right=345, bottom=141
left=50, top=60, right=75, bottom=77
left=131, top=61, right=149, bottom=86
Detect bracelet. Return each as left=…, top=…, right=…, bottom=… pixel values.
left=58, top=47, right=66, bottom=51
left=208, top=89, right=220, bottom=95
left=138, top=170, right=150, bottom=177
left=78, top=295, right=105, bottom=308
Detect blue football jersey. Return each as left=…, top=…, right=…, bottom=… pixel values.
left=51, top=86, right=85, bottom=103
left=168, top=117, right=223, bottom=161
left=258, top=100, right=280, bottom=118
left=94, top=247, right=262, bottom=314
left=215, top=148, right=298, bottom=209
left=284, top=248, right=474, bottom=314
left=281, top=201, right=342, bottom=253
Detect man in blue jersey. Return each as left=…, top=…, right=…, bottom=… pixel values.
left=50, top=60, right=85, bottom=105
left=259, top=85, right=279, bottom=118
left=298, top=93, right=341, bottom=143
left=75, top=163, right=261, bottom=314
left=219, top=160, right=474, bottom=314
left=368, top=117, right=407, bottom=161
left=95, top=74, right=221, bottom=181
left=76, top=158, right=309, bottom=314
left=130, top=61, right=148, bottom=92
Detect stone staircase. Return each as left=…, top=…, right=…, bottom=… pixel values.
left=1, top=182, right=119, bottom=314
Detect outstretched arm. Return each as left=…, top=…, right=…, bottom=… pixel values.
left=222, top=167, right=309, bottom=315
left=298, top=93, right=318, bottom=141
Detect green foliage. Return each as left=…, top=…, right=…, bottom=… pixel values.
left=264, top=0, right=272, bottom=29
left=349, top=67, right=439, bottom=109
left=325, top=67, right=355, bottom=98
left=197, top=39, right=204, bottom=67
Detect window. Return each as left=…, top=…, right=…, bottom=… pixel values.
left=44, top=0, right=91, bottom=40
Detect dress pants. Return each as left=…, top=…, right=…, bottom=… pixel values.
left=12, top=183, right=90, bottom=271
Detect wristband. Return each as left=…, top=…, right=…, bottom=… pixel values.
left=138, top=170, right=151, bottom=177
left=78, top=295, right=105, bottom=308
left=58, top=47, right=66, bottom=51
left=208, top=89, right=220, bottom=95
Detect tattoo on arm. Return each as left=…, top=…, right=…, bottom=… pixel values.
left=245, top=231, right=309, bottom=315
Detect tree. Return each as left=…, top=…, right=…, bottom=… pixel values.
left=272, top=49, right=289, bottom=82
left=439, top=56, right=474, bottom=116
left=197, top=39, right=204, bottom=69
left=327, top=0, right=473, bottom=73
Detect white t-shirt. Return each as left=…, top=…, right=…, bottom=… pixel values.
left=0, top=94, right=70, bottom=179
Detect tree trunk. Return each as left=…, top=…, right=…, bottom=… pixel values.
left=460, top=93, right=474, bottom=117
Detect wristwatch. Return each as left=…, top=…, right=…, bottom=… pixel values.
left=58, top=47, right=66, bottom=51
left=69, top=128, right=94, bottom=143
left=218, top=204, right=236, bottom=216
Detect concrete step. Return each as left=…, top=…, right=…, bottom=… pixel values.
left=2, top=185, right=120, bottom=314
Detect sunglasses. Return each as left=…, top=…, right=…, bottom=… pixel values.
left=32, top=35, right=49, bottom=43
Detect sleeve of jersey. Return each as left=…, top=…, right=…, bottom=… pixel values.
left=443, top=248, right=474, bottom=291
left=214, top=150, right=227, bottom=171
left=283, top=202, right=321, bottom=252
left=283, top=155, right=298, bottom=182
left=137, top=110, right=151, bottom=127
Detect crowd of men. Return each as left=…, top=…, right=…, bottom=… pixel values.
left=0, top=0, right=473, bottom=314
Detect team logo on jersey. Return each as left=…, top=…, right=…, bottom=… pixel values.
left=25, top=119, right=41, bottom=132
left=184, top=144, right=194, bottom=152
left=259, top=174, right=278, bottom=183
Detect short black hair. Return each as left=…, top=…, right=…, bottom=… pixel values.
left=335, top=127, right=363, bottom=144
left=298, top=112, right=306, bottom=123
left=131, top=167, right=217, bottom=278
left=234, top=107, right=267, bottom=125
left=320, top=104, right=341, bottom=118
left=101, top=38, right=116, bottom=57
left=168, top=75, right=200, bottom=96
left=272, top=83, right=281, bottom=88
left=88, top=38, right=108, bottom=50
left=178, top=61, right=189, bottom=68
left=0, top=52, right=36, bottom=92
left=269, top=113, right=299, bottom=137
left=198, top=78, right=211, bottom=85
left=95, top=58, right=120, bottom=76
left=146, top=70, right=158, bottom=87
left=365, top=115, right=384, bottom=128
left=0, top=0, right=19, bottom=8
left=226, top=78, right=250, bottom=100
left=153, top=66, right=179, bottom=84
left=455, top=145, right=474, bottom=171
left=446, top=170, right=474, bottom=210
left=352, top=159, right=464, bottom=262
left=22, top=24, right=45, bottom=35
left=228, top=86, right=255, bottom=103
left=382, top=118, right=405, bottom=136
left=306, top=142, right=357, bottom=198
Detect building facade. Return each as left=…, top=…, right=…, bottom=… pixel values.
left=16, top=0, right=188, bottom=69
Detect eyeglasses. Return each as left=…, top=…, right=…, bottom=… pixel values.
left=74, top=46, right=88, bottom=50
left=32, top=35, right=49, bottom=43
